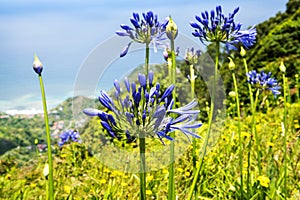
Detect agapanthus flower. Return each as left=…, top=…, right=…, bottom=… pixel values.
left=190, top=5, right=257, bottom=51
left=83, top=72, right=202, bottom=144
left=116, top=11, right=169, bottom=57
left=58, top=130, right=81, bottom=147
left=246, top=70, right=281, bottom=96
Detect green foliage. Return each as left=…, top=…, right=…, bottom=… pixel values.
left=0, top=102, right=299, bottom=199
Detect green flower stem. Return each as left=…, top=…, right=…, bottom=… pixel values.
left=190, top=64, right=198, bottom=199
left=282, top=73, right=287, bottom=198
left=242, top=57, right=254, bottom=198
left=138, top=42, right=150, bottom=200
left=295, top=74, right=299, bottom=102
left=139, top=131, right=146, bottom=200
left=232, top=72, right=243, bottom=199
left=38, top=75, right=54, bottom=200
left=187, top=41, right=220, bottom=200
left=145, top=44, right=150, bottom=78
left=253, top=89, right=262, bottom=175
left=168, top=33, right=176, bottom=200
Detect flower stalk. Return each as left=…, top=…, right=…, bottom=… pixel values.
left=281, top=61, right=287, bottom=198
left=230, top=57, right=244, bottom=199
left=167, top=16, right=177, bottom=200
left=33, top=55, right=54, bottom=200
left=187, top=41, right=220, bottom=200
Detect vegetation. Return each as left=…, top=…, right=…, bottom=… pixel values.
left=0, top=0, right=300, bottom=199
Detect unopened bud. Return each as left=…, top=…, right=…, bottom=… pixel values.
left=166, top=16, right=178, bottom=40
left=228, top=57, right=236, bottom=70
left=240, top=46, right=246, bottom=57
left=33, top=54, right=43, bottom=75
left=43, top=163, right=49, bottom=177
left=279, top=61, right=286, bottom=73
left=229, top=91, right=236, bottom=98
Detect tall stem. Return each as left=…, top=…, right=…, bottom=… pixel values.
left=190, top=64, right=198, bottom=199
left=232, top=72, right=243, bottom=199
left=243, top=57, right=254, bottom=198
left=168, top=33, right=176, bottom=200
left=145, top=44, right=150, bottom=78
left=38, top=75, right=54, bottom=200
left=187, top=42, right=220, bottom=200
left=139, top=131, right=146, bottom=200
left=282, top=73, right=287, bottom=199
left=253, top=89, right=261, bottom=175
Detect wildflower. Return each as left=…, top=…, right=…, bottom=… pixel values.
left=83, top=72, right=202, bottom=144
left=58, top=130, right=81, bottom=147
left=64, top=186, right=71, bottom=194
left=257, top=175, right=270, bottom=188
left=116, top=11, right=169, bottom=57
left=33, top=54, right=43, bottom=75
left=184, top=171, right=191, bottom=177
left=246, top=70, right=281, bottom=96
left=146, top=190, right=153, bottom=195
left=190, top=5, right=256, bottom=51
left=267, top=141, right=275, bottom=147
left=99, top=179, right=107, bottom=184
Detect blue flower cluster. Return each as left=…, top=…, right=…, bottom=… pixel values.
left=116, top=11, right=169, bottom=57
left=83, top=72, right=201, bottom=144
left=190, top=5, right=256, bottom=51
left=58, top=130, right=81, bottom=147
left=247, top=70, right=281, bottom=96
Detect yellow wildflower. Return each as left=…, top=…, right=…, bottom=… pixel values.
left=146, top=190, right=153, bottom=195
left=257, top=175, right=270, bottom=188
left=64, top=186, right=71, bottom=194
left=267, top=142, right=275, bottom=147
left=99, top=179, right=107, bottom=184
left=177, top=168, right=184, bottom=173
left=147, top=175, right=154, bottom=181
left=241, top=132, right=251, bottom=138
left=184, top=171, right=190, bottom=177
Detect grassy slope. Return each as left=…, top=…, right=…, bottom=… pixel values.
left=0, top=102, right=299, bottom=199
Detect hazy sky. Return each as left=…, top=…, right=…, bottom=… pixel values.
left=0, top=0, right=288, bottom=113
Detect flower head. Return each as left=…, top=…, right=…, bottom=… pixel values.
left=184, top=47, right=201, bottom=65
left=257, top=175, right=270, bottom=188
left=116, top=11, right=169, bottom=57
left=83, top=72, right=202, bottom=144
left=190, top=6, right=256, bottom=51
left=246, top=70, right=281, bottom=96
left=33, top=54, right=43, bottom=75
left=58, top=130, right=81, bottom=147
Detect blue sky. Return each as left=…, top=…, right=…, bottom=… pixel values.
left=0, top=0, right=288, bottom=113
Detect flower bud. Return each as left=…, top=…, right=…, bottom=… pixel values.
left=33, top=54, right=43, bottom=75
left=229, top=91, right=236, bottom=98
left=228, top=57, right=236, bottom=70
left=43, top=163, right=49, bottom=177
left=279, top=61, right=286, bottom=73
left=240, top=46, right=246, bottom=57
left=34, top=138, right=38, bottom=145
left=166, top=16, right=178, bottom=40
